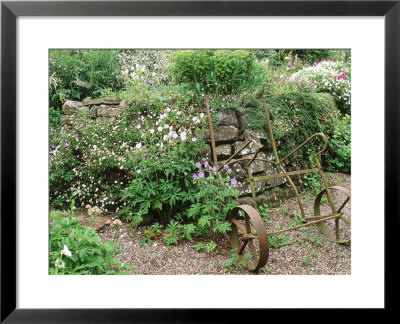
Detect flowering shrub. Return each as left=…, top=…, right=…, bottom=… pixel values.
left=50, top=94, right=208, bottom=214
left=118, top=50, right=172, bottom=86
left=289, top=60, right=351, bottom=114
left=49, top=203, right=132, bottom=275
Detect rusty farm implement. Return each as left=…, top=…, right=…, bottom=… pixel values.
left=205, top=98, right=351, bottom=271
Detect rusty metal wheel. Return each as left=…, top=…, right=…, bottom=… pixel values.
left=314, top=186, right=351, bottom=244
left=227, top=205, right=269, bottom=271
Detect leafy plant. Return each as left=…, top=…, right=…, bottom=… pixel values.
left=49, top=202, right=133, bottom=275
left=49, top=49, right=123, bottom=108
left=187, top=164, right=238, bottom=239
left=169, top=50, right=259, bottom=95
left=195, top=241, right=217, bottom=254
left=327, top=114, right=351, bottom=173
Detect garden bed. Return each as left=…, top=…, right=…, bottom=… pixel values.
left=96, top=173, right=351, bottom=275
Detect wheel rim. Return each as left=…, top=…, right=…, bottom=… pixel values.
left=314, top=186, right=351, bottom=244
left=227, top=205, right=269, bottom=271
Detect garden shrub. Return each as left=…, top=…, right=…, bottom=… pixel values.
left=326, top=113, right=351, bottom=173
left=118, top=50, right=172, bottom=86
left=241, top=92, right=339, bottom=167
left=49, top=91, right=208, bottom=214
left=289, top=60, right=351, bottom=115
left=49, top=203, right=132, bottom=275
left=49, top=109, right=139, bottom=209
left=278, top=49, right=337, bottom=64
left=49, top=49, right=123, bottom=108
left=169, top=50, right=261, bottom=95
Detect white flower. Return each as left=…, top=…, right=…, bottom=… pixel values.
left=200, top=113, right=205, bottom=118
left=150, top=129, right=155, bottom=134
left=135, top=142, right=142, bottom=149
left=61, top=245, right=72, bottom=257
left=192, top=137, right=197, bottom=142
left=157, top=126, right=163, bottom=132
left=136, top=124, right=141, bottom=129
left=180, top=131, right=187, bottom=141
left=137, top=170, right=141, bottom=174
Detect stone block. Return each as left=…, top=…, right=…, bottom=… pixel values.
left=62, top=101, right=82, bottom=115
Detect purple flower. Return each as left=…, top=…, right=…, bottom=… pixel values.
left=63, top=143, right=67, bottom=148
left=212, top=166, right=217, bottom=172
left=195, top=161, right=201, bottom=168
left=146, top=80, right=151, bottom=85
left=193, top=174, right=198, bottom=179
left=223, top=164, right=229, bottom=170
left=64, top=138, right=69, bottom=143
left=204, top=161, right=209, bottom=167
left=51, top=144, right=55, bottom=150
left=230, top=178, right=237, bottom=185
left=198, top=172, right=205, bottom=178
left=50, top=131, right=54, bottom=136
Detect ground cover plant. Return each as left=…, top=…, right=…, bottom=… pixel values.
left=49, top=49, right=351, bottom=274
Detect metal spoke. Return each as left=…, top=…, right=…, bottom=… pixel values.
left=238, top=240, right=248, bottom=255
left=248, top=240, right=258, bottom=264
left=245, top=214, right=251, bottom=233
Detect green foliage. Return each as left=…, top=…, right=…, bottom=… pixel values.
left=50, top=95, right=206, bottom=212
left=298, top=172, right=324, bottom=194
left=302, top=256, right=310, bottom=265
left=119, top=142, right=203, bottom=226
left=326, top=114, right=351, bottom=173
left=49, top=49, right=123, bottom=108
left=278, top=49, right=337, bottom=64
left=49, top=203, right=133, bottom=275
left=140, top=223, right=163, bottom=246
left=195, top=241, right=217, bottom=254
left=49, top=107, right=63, bottom=132
left=242, top=93, right=338, bottom=167
left=268, top=233, right=293, bottom=247
left=169, top=50, right=261, bottom=95
left=187, top=169, right=238, bottom=238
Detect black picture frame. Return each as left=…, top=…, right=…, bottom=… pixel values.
left=1, top=0, right=398, bottom=322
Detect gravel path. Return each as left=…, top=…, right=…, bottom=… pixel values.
left=98, top=173, right=351, bottom=275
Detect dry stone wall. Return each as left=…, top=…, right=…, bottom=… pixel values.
left=61, top=97, right=295, bottom=208
left=198, top=107, right=294, bottom=207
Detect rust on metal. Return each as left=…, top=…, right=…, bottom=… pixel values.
left=204, top=97, right=351, bottom=271
left=227, top=205, right=269, bottom=271
left=205, top=98, right=219, bottom=168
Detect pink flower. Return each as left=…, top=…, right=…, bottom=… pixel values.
left=230, top=178, right=237, bottom=185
